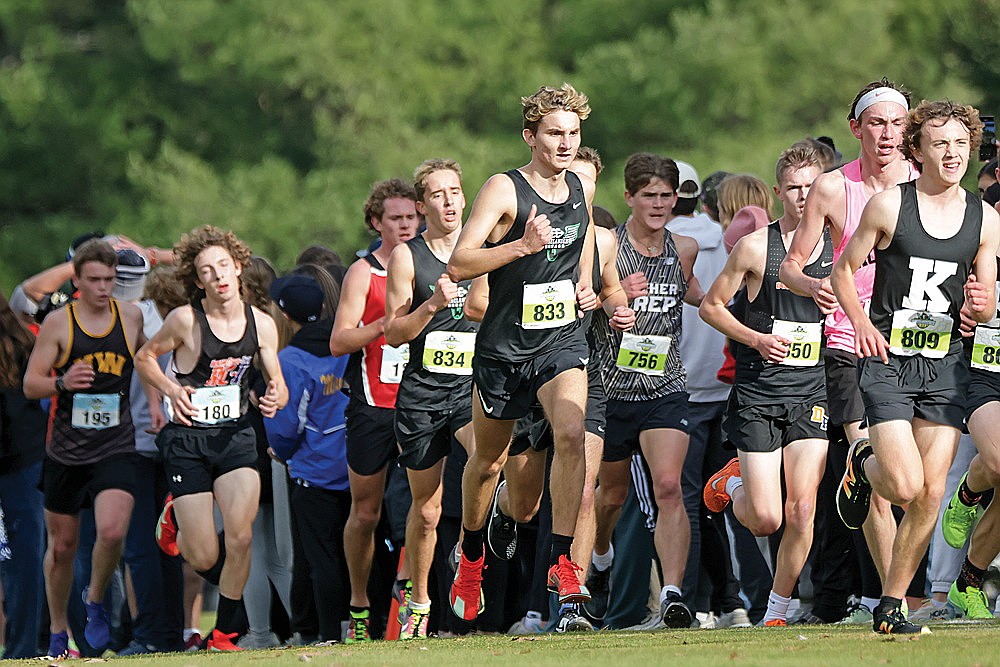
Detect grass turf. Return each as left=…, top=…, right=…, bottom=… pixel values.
left=21, top=621, right=1000, bottom=666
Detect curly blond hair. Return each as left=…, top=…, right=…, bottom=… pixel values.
left=174, top=225, right=253, bottom=301
left=522, top=83, right=591, bottom=133
left=901, top=99, right=983, bottom=173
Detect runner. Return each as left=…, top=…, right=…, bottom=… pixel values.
left=383, top=159, right=476, bottom=639
left=134, top=226, right=287, bottom=651
left=592, top=152, right=704, bottom=628
left=831, top=99, right=1000, bottom=634
left=329, top=179, right=419, bottom=641
left=701, top=143, right=830, bottom=627
left=445, top=83, right=599, bottom=622
left=780, top=79, right=917, bottom=621
left=23, top=239, right=144, bottom=658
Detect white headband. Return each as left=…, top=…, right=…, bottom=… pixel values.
left=853, top=87, right=908, bottom=119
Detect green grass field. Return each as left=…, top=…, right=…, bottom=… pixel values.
left=21, top=622, right=1000, bottom=666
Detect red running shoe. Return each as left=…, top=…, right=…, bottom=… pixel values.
left=449, top=552, right=485, bottom=621
left=156, top=494, right=180, bottom=557
left=703, top=458, right=741, bottom=513
left=206, top=629, right=242, bottom=651
left=547, top=555, right=591, bottom=604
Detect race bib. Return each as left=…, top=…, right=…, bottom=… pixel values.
left=71, top=393, right=120, bottom=429
left=888, top=309, right=952, bottom=358
left=380, top=344, right=409, bottom=384
left=972, top=320, right=1000, bottom=372
left=521, top=280, right=575, bottom=330
left=422, top=331, right=475, bottom=375
left=771, top=320, right=822, bottom=367
left=616, top=333, right=672, bottom=376
left=191, top=385, right=240, bottom=425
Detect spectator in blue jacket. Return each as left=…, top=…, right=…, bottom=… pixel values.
left=265, top=274, right=351, bottom=643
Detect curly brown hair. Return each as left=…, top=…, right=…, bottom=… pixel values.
left=901, top=100, right=983, bottom=173
left=363, top=179, right=417, bottom=233
left=173, top=225, right=253, bottom=302
left=522, top=83, right=591, bottom=133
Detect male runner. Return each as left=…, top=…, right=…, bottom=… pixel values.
left=446, top=83, right=599, bottom=621
left=592, top=153, right=704, bottom=628
left=135, top=226, right=287, bottom=651
left=832, top=100, right=1000, bottom=634
left=383, top=159, right=477, bottom=638
left=780, top=79, right=917, bottom=619
left=701, top=143, right=830, bottom=627
left=330, top=179, right=419, bottom=641
left=24, top=239, right=144, bottom=658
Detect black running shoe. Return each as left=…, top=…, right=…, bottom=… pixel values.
left=555, top=604, right=594, bottom=633
left=872, top=603, right=930, bottom=635
left=836, top=439, right=872, bottom=530
left=583, top=565, right=611, bottom=622
left=660, top=590, right=693, bottom=628
left=487, top=480, right=517, bottom=560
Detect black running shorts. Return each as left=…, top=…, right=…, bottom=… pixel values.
left=858, top=350, right=968, bottom=430
left=345, top=399, right=398, bottom=476
left=965, top=367, right=1000, bottom=423
left=723, top=384, right=828, bottom=453
left=42, top=452, right=140, bottom=515
left=602, top=391, right=690, bottom=463
left=395, top=398, right=472, bottom=471
left=823, top=347, right=866, bottom=427
left=157, top=422, right=258, bottom=497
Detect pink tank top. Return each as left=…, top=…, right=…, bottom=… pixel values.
left=825, top=159, right=919, bottom=352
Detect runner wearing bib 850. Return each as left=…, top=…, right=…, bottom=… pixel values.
left=593, top=153, right=704, bottom=629
left=24, top=239, right=146, bottom=658
left=383, top=159, right=477, bottom=639
left=330, top=178, right=420, bottom=641
left=701, top=144, right=831, bottom=626
left=135, top=226, right=287, bottom=651
left=832, top=100, right=1000, bottom=635
left=446, top=84, right=621, bottom=622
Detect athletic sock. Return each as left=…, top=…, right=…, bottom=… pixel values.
left=592, top=544, right=614, bottom=571
left=877, top=595, right=902, bottom=614
left=409, top=600, right=430, bottom=613
left=958, top=478, right=984, bottom=507
left=762, top=591, right=791, bottom=623
left=659, top=584, right=682, bottom=603
left=195, top=533, right=227, bottom=585
left=215, top=594, right=242, bottom=635
left=957, top=557, right=987, bottom=592
left=860, top=596, right=879, bottom=613
left=550, top=533, right=573, bottom=567
left=725, top=475, right=743, bottom=498
left=349, top=605, right=369, bottom=617
left=461, top=527, right=485, bottom=561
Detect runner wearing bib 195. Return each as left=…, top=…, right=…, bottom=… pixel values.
left=700, top=143, right=830, bottom=627
left=832, top=100, right=1000, bottom=635
left=24, top=239, right=146, bottom=658
left=593, top=153, right=704, bottom=629
left=383, top=159, right=477, bottom=639
left=329, top=178, right=420, bottom=642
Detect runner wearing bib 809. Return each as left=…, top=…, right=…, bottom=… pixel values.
left=832, top=100, right=1000, bottom=635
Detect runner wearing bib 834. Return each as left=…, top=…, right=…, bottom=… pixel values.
left=832, top=100, right=1000, bottom=635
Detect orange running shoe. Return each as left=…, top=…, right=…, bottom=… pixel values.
left=206, top=629, right=242, bottom=651
left=547, top=555, right=591, bottom=604
left=703, top=458, right=741, bottom=513
left=156, top=494, right=180, bottom=557
left=763, top=618, right=787, bottom=627
left=450, top=553, right=485, bottom=621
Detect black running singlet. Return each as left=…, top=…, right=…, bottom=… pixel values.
left=173, top=302, right=259, bottom=427
left=396, top=234, right=478, bottom=405
left=51, top=299, right=136, bottom=465
left=477, top=169, right=589, bottom=362
left=734, top=222, right=831, bottom=390
left=870, top=181, right=981, bottom=358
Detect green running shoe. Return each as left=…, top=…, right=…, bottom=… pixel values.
left=941, top=473, right=981, bottom=549
left=948, top=582, right=994, bottom=620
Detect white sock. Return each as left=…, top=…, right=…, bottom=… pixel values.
left=184, top=628, right=200, bottom=642
left=592, top=544, right=614, bottom=571
left=725, top=476, right=743, bottom=498
left=409, top=600, right=430, bottom=613
left=928, top=598, right=946, bottom=609
left=860, top=596, right=879, bottom=613
left=762, top=591, right=791, bottom=622
left=659, top=584, right=682, bottom=604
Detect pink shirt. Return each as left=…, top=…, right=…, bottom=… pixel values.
left=825, top=159, right=919, bottom=352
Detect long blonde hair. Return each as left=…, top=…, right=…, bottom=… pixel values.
left=717, top=174, right=773, bottom=229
